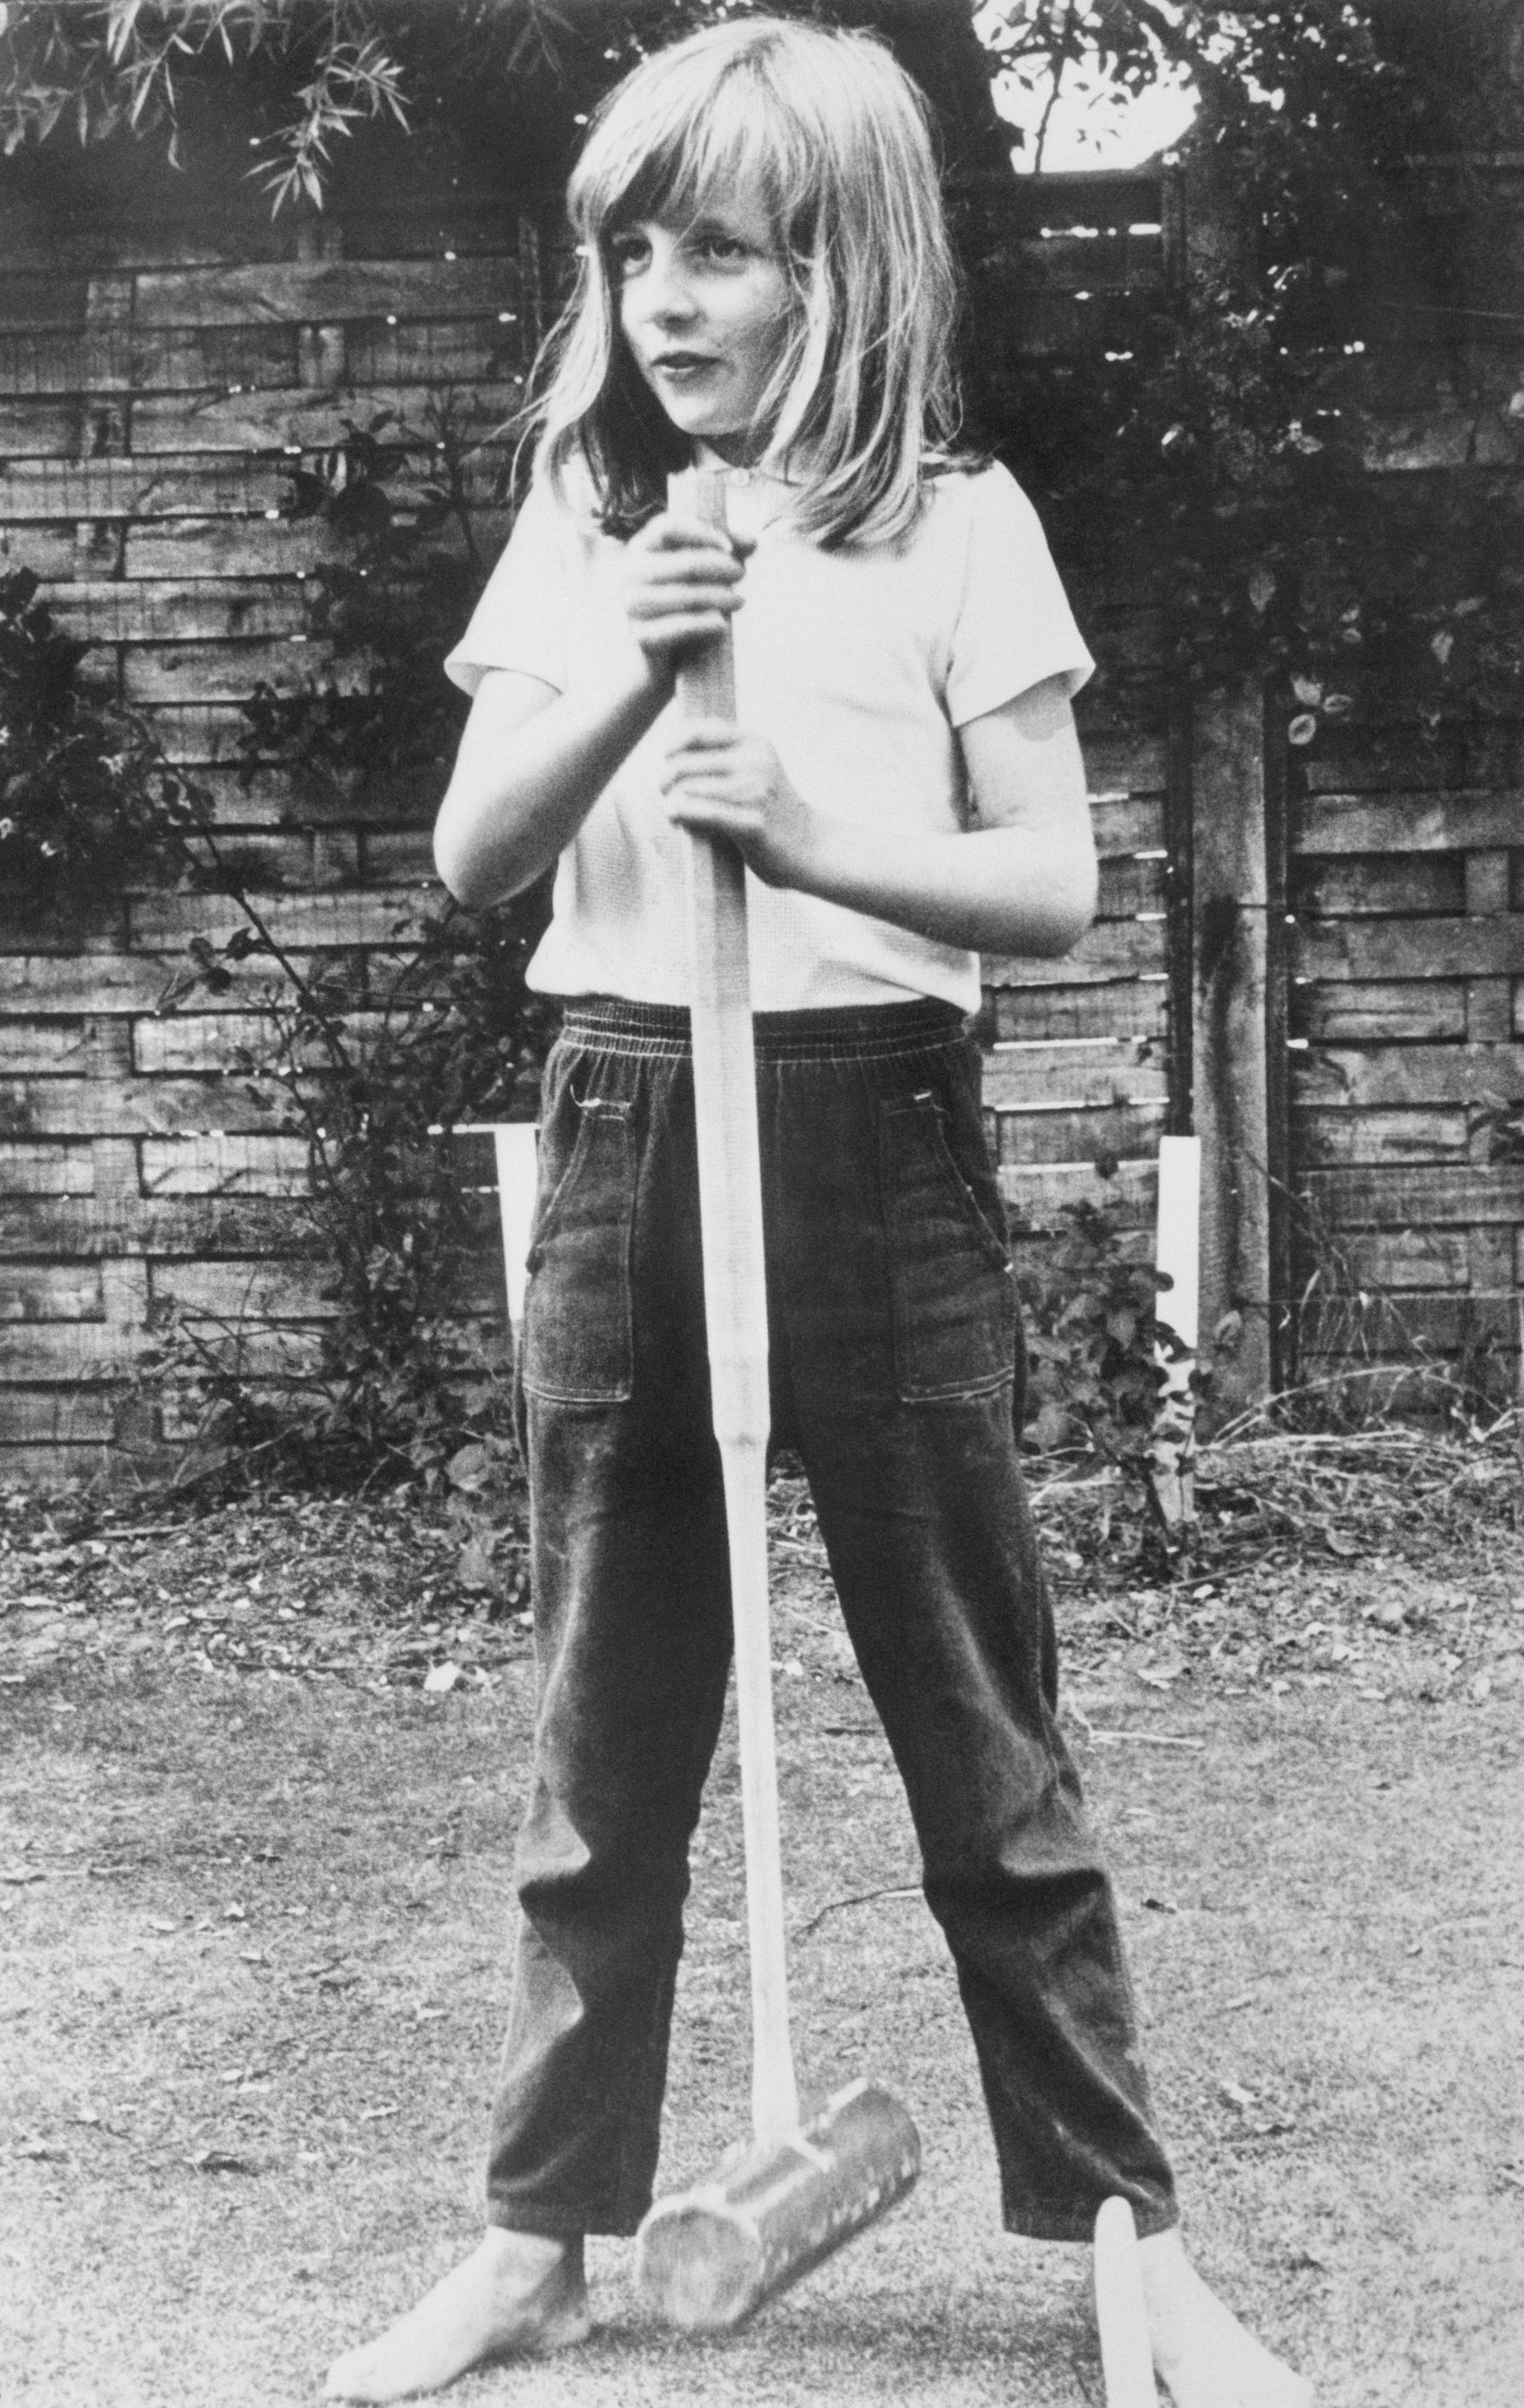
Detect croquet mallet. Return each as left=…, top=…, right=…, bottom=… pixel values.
left=633, top=470, right=921, bottom=2334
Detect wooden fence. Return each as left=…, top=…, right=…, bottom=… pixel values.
left=1283, top=156, right=1524, bottom=1411
left=1, top=127, right=1517, bottom=1484
left=0, top=150, right=1179, bottom=1485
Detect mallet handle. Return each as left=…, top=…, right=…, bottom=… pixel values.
left=670, top=469, right=799, bottom=2146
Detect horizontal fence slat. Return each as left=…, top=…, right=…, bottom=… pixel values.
left=0, top=317, right=527, bottom=397
left=990, top=983, right=1170, bottom=1045
left=972, top=290, right=1163, bottom=364
left=1301, top=727, right=1523, bottom=797
left=982, top=1039, right=1166, bottom=1111
left=0, top=1263, right=104, bottom=1321
left=1089, top=794, right=1165, bottom=855
left=0, top=323, right=294, bottom=395
left=0, top=1020, right=133, bottom=1076
left=139, top=1134, right=311, bottom=1195
left=144, top=703, right=286, bottom=762
left=984, top=917, right=1168, bottom=989
left=2, top=1320, right=323, bottom=1382
left=1292, top=1041, right=1524, bottom=1108
left=1302, top=1229, right=1473, bottom=1291
left=999, top=1157, right=1156, bottom=1230
left=1298, top=1163, right=1524, bottom=1228
left=132, top=257, right=521, bottom=328
left=1296, top=788, right=1524, bottom=855
left=0, top=272, right=91, bottom=326
left=148, top=1256, right=338, bottom=1320
left=0, top=1442, right=118, bottom=1479
left=0, top=1143, right=95, bottom=1197
left=0, top=1194, right=313, bottom=1256
left=1290, top=857, right=1466, bottom=917
left=1296, top=1294, right=1518, bottom=1354
left=122, top=640, right=355, bottom=703
left=126, top=378, right=520, bottom=457
left=0, top=1076, right=291, bottom=1140
left=1290, top=1105, right=1470, bottom=1166
left=1077, top=732, right=1166, bottom=793
left=129, top=1009, right=380, bottom=1076
left=970, top=229, right=1162, bottom=293
left=1296, top=915, right=1524, bottom=980
left=0, top=451, right=510, bottom=520
left=44, top=578, right=308, bottom=643
left=1293, top=980, right=1468, bottom=1042
left=1097, top=856, right=1169, bottom=917
left=128, top=888, right=431, bottom=948
left=121, top=510, right=513, bottom=581
left=148, top=1253, right=502, bottom=1320
left=0, top=1390, right=118, bottom=1444
left=995, top=1101, right=1166, bottom=1166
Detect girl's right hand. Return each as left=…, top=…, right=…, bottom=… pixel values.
left=621, top=511, right=749, bottom=687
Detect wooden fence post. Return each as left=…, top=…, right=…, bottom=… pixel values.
left=1192, top=680, right=1275, bottom=1424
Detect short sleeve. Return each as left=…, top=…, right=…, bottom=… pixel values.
left=943, top=464, right=1094, bottom=728
left=444, top=480, right=572, bottom=698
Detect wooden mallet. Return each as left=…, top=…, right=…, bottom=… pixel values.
left=633, top=469, right=921, bottom=2333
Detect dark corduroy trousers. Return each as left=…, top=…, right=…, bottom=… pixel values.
left=484, top=996, right=1178, bottom=2245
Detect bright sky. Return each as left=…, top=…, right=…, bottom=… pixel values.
left=973, top=7, right=1200, bottom=173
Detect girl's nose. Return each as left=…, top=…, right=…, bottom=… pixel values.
left=643, top=240, right=699, bottom=325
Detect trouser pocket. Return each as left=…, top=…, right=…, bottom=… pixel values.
left=880, top=1085, right=1016, bottom=1402
left=522, top=1071, right=637, bottom=1405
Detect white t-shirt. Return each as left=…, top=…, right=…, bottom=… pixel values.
left=444, top=461, right=1093, bottom=1013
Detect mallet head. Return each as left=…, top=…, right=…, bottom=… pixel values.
left=635, top=2078, right=921, bottom=2331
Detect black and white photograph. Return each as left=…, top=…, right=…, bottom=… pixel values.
left=1, top=6, right=1522, bottom=2403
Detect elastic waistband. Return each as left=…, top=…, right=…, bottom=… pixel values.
left=554, top=995, right=971, bottom=1064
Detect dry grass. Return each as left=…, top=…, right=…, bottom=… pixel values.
left=2, top=1428, right=1523, bottom=2405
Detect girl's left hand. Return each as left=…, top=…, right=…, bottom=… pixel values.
left=659, top=720, right=820, bottom=890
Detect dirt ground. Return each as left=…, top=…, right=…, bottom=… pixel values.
left=2, top=1438, right=1523, bottom=2407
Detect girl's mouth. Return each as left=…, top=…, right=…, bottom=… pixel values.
left=652, top=353, right=720, bottom=382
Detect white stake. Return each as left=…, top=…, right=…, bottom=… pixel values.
left=1094, top=2197, right=1160, bottom=2407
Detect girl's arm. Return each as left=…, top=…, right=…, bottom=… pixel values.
left=433, top=661, right=659, bottom=909
left=662, top=671, right=1098, bottom=959
left=433, top=512, right=745, bottom=911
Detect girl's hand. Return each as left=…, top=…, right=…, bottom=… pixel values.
left=622, top=511, right=751, bottom=689
left=660, top=721, right=822, bottom=890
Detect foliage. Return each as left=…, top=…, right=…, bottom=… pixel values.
left=6, top=0, right=1521, bottom=1484
left=153, top=395, right=557, bottom=1492
left=0, top=567, right=207, bottom=924
left=156, top=901, right=551, bottom=1492
left=0, top=1, right=589, bottom=209
left=976, top=7, right=1524, bottom=718
left=1014, top=1193, right=1180, bottom=1467
left=6, top=5, right=1521, bottom=704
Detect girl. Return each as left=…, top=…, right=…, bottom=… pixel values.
left=326, top=20, right=1310, bottom=2408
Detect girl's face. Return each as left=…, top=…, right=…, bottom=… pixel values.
left=611, top=192, right=792, bottom=466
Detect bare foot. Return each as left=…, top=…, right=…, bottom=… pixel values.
left=323, top=2229, right=591, bottom=2402
left=1137, top=2229, right=1313, bottom=2408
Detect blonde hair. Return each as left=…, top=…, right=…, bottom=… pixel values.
left=525, top=15, right=967, bottom=548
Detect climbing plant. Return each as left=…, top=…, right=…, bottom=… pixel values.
left=0, top=567, right=208, bottom=926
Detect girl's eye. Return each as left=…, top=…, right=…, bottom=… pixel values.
left=608, top=237, right=649, bottom=278
left=696, top=233, right=750, bottom=266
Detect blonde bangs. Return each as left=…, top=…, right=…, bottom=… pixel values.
left=531, top=18, right=967, bottom=549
